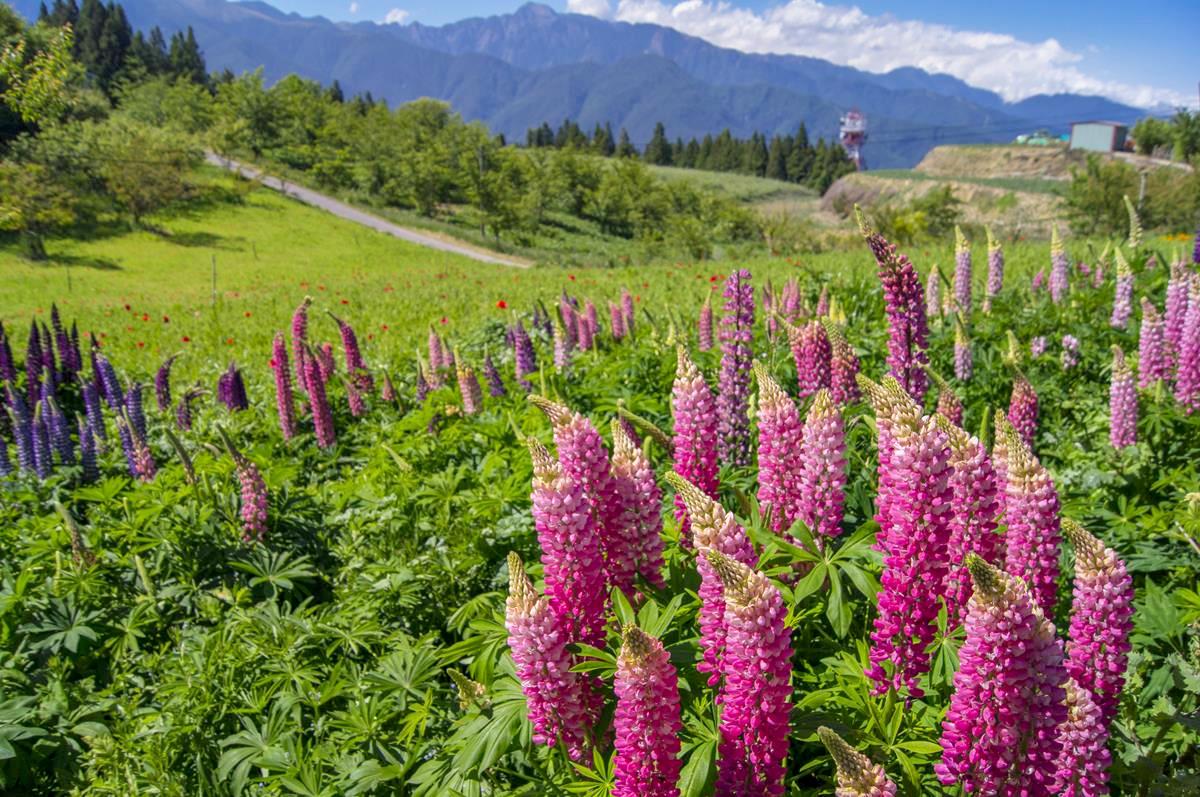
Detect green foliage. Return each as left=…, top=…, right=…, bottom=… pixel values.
left=0, top=160, right=77, bottom=258
left=1066, top=155, right=1199, bottom=237
left=0, top=16, right=77, bottom=124
left=860, top=185, right=962, bottom=245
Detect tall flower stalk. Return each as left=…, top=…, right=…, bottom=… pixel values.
left=270, top=333, right=297, bottom=440
left=953, top=316, right=972, bottom=382
left=984, top=227, right=1003, bottom=312
left=788, top=319, right=831, bottom=398
left=330, top=312, right=373, bottom=393
left=1004, top=426, right=1062, bottom=617
left=291, top=296, right=312, bottom=392
left=612, top=626, right=682, bottom=797
left=154, top=354, right=177, bottom=412
left=1174, top=276, right=1200, bottom=414
left=303, top=345, right=336, bottom=449
left=1109, top=345, right=1137, bottom=449
left=1056, top=678, right=1113, bottom=797
left=798, top=388, right=846, bottom=542
left=1138, top=298, right=1170, bottom=388
left=1050, top=224, right=1070, bottom=304
left=610, top=421, right=666, bottom=589
left=1110, top=247, right=1134, bottom=329
left=753, top=363, right=805, bottom=534
left=717, top=269, right=754, bottom=466
left=697, top=292, right=714, bottom=351
left=1165, top=259, right=1191, bottom=365
left=1008, top=370, right=1039, bottom=448
left=671, top=346, right=719, bottom=536
left=818, top=727, right=897, bottom=797
left=822, top=319, right=861, bottom=404
left=456, top=357, right=483, bottom=416
left=953, top=226, right=972, bottom=315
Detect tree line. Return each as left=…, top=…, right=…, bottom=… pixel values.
left=525, top=118, right=858, bottom=193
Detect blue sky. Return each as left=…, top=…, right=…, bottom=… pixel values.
left=264, top=0, right=1197, bottom=107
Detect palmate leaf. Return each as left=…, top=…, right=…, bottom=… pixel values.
left=231, top=550, right=318, bottom=598
left=217, top=705, right=295, bottom=796
left=565, top=747, right=614, bottom=796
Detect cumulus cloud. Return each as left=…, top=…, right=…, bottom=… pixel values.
left=566, top=0, right=1187, bottom=107
left=384, top=8, right=410, bottom=24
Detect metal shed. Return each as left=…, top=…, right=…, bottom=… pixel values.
left=1069, top=121, right=1128, bottom=153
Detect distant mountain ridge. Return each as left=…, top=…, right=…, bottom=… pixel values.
left=11, top=0, right=1148, bottom=167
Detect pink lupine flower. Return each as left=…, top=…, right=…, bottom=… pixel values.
left=816, top=285, right=830, bottom=317
left=330, top=312, right=373, bottom=393
left=1004, top=427, right=1062, bottom=617
left=936, top=415, right=1002, bottom=627
left=1109, top=346, right=1137, bottom=449
left=697, top=293, right=714, bottom=351
left=553, top=318, right=572, bottom=371
left=707, top=551, right=792, bottom=797
left=236, top=456, right=268, bottom=542
left=991, top=412, right=1013, bottom=520
left=344, top=376, right=366, bottom=418
left=953, top=226, right=972, bottom=316
left=612, top=626, right=682, bottom=797
left=622, top=288, right=635, bottom=334
left=818, top=727, right=897, bottom=797
left=668, top=474, right=755, bottom=686
left=925, top=367, right=963, bottom=426
left=1032, top=268, right=1046, bottom=292
left=984, top=227, right=1003, bottom=312
left=822, top=319, right=861, bottom=405
left=1110, top=248, right=1134, bottom=330
left=457, top=359, right=483, bottom=416
left=1050, top=224, right=1070, bottom=304
left=611, top=301, right=627, bottom=341
left=857, top=374, right=922, bottom=557
left=611, top=421, right=666, bottom=589
left=303, top=345, right=336, bottom=449
left=582, top=300, right=598, bottom=350
left=154, top=354, right=176, bottom=412
left=671, top=346, right=720, bottom=536
left=753, top=363, right=805, bottom=535
left=857, top=209, right=929, bottom=402
left=380, top=371, right=397, bottom=403
left=505, top=552, right=596, bottom=761
left=1174, top=276, right=1200, bottom=413
left=316, top=342, right=336, bottom=384
left=1138, top=298, right=1170, bottom=388
left=780, top=277, right=801, bottom=323
left=798, top=389, right=846, bottom=541
left=1031, top=335, right=1048, bottom=357
left=575, top=306, right=593, bottom=352
left=1061, top=334, right=1080, bottom=370
left=270, top=333, right=296, bottom=440
left=427, top=326, right=446, bottom=385
left=789, top=319, right=831, bottom=398
left=953, top=317, right=972, bottom=381
left=128, top=419, right=156, bottom=482
left=1055, top=677, right=1113, bottom=797
left=291, top=296, right=312, bottom=392
left=867, top=411, right=954, bottom=698
left=1063, top=518, right=1134, bottom=726
left=1165, top=259, right=1191, bottom=365
left=926, top=268, right=942, bottom=321
left=1008, top=371, right=1039, bottom=448
left=717, top=269, right=755, bottom=466
left=527, top=439, right=607, bottom=647
left=935, top=555, right=1067, bottom=794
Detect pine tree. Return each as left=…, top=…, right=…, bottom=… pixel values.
left=766, top=135, right=788, bottom=181
left=327, top=79, right=344, bottom=103
left=616, top=128, right=637, bottom=158
left=643, top=121, right=672, bottom=165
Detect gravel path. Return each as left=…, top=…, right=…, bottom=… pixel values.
left=205, top=153, right=531, bottom=268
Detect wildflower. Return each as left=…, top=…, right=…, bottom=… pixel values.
left=935, top=555, right=1067, bottom=794
left=1061, top=334, right=1080, bottom=370
left=1004, top=426, right=1062, bottom=617
left=512, top=320, right=537, bottom=389
left=954, top=226, right=972, bottom=315
left=81, top=380, right=105, bottom=442
left=457, top=359, right=483, bottom=416
left=697, top=292, right=713, bottom=351
left=175, top=387, right=200, bottom=431
left=818, top=727, right=897, bottom=797
left=717, top=269, right=755, bottom=465
left=78, top=416, right=98, bottom=483
left=31, top=409, right=52, bottom=478
left=154, top=355, right=177, bottom=412
left=798, top=388, right=846, bottom=541
left=611, top=301, right=627, bottom=341
left=1124, top=194, right=1142, bottom=249
left=1166, top=259, right=1191, bottom=365
left=125, top=383, right=147, bottom=440
left=582, top=300, right=598, bottom=350
left=344, top=376, right=366, bottom=418
left=1109, top=346, right=1137, bottom=449
left=229, top=441, right=268, bottom=542
left=1138, top=298, right=1170, bottom=388
left=613, top=626, right=682, bottom=797
left=1055, top=678, right=1113, bottom=797
left=754, top=363, right=805, bottom=534
left=303, top=345, right=336, bottom=449
left=1008, top=371, right=1039, bottom=448
left=316, top=342, right=336, bottom=385
left=552, top=318, right=572, bottom=371
left=1031, top=335, right=1047, bottom=357
left=329, top=312, right=373, bottom=393
left=1174, top=276, right=1200, bottom=413
left=1050, top=224, right=1069, bottom=303
left=925, top=367, right=963, bottom=426
left=611, top=422, right=667, bottom=589
left=482, top=353, right=506, bottom=397
left=983, top=227, right=1003, bottom=312
left=954, top=317, right=972, bottom=381
left=217, top=363, right=249, bottom=411
left=380, top=371, right=397, bottom=403
left=789, top=319, right=831, bottom=398
left=291, top=296, right=312, bottom=393
left=1110, top=247, right=1134, bottom=329
left=925, top=268, right=942, bottom=321
left=415, top=357, right=431, bottom=403
left=816, top=285, right=830, bottom=317
left=1032, top=268, right=1046, bottom=292
left=622, top=288, right=636, bottom=334
left=0, top=321, right=14, bottom=384
left=44, top=397, right=73, bottom=465
left=671, top=347, right=720, bottom=536
left=271, top=334, right=297, bottom=440
left=93, top=350, right=122, bottom=409
left=496, top=299, right=507, bottom=309
left=822, top=319, right=861, bottom=404
left=857, top=374, right=921, bottom=558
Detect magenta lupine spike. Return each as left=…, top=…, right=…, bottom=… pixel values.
left=857, top=209, right=929, bottom=402
left=622, top=288, right=636, bottom=334
left=858, top=374, right=922, bottom=557
left=798, top=389, right=846, bottom=541
left=822, top=320, right=861, bottom=405
left=175, top=387, right=200, bottom=431
left=235, top=455, right=268, bottom=542
left=613, top=626, right=682, bottom=797
left=560, top=298, right=578, bottom=353
left=925, top=268, right=942, bottom=321
left=1055, top=678, right=1113, bottom=797
left=1063, top=519, right=1134, bottom=726
left=303, top=345, right=336, bottom=449
left=154, top=355, right=176, bottom=412
left=671, top=346, right=720, bottom=536
left=780, top=278, right=801, bottom=323
left=415, top=357, right=431, bottom=403
left=763, top=282, right=777, bottom=340
left=1138, top=298, right=1170, bottom=388
left=1110, top=248, right=1134, bottom=330
left=610, top=301, right=627, bottom=341
left=270, top=333, right=297, bottom=440
left=983, top=227, right=1003, bottom=313
left=1174, top=277, right=1200, bottom=413
left=1050, top=224, right=1070, bottom=304
left=505, top=552, right=595, bottom=762
left=953, top=317, right=972, bottom=382
left=129, top=419, right=156, bottom=482
left=668, top=473, right=755, bottom=686
left=576, top=306, right=594, bottom=351
left=697, top=293, right=713, bottom=352
left=953, top=226, right=972, bottom=315
left=867, top=411, right=954, bottom=698
left=1032, top=268, right=1046, bottom=292
left=457, top=357, right=483, bottom=416
left=717, top=268, right=755, bottom=465
left=583, top=300, right=599, bottom=349
left=1165, top=259, right=1190, bottom=365
left=380, top=371, right=397, bottom=403
left=1004, top=428, right=1062, bottom=617
left=926, top=367, right=964, bottom=426
left=482, top=354, right=506, bottom=397
left=344, top=376, right=366, bottom=418
left=1008, top=371, right=1039, bottom=447
left=991, top=411, right=1012, bottom=520
left=25, top=321, right=43, bottom=392
left=935, top=555, right=1068, bottom=795
left=936, top=416, right=1002, bottom=628
left=291, top=296, right=312, bottom=393
left=1109, top=346, right=1137, bottom=449
left=753, top=363, right=805, bottom=534
left=788, top=319, right=831, bottom=398
left=611, top=421, right=667, bottom=589
left=427, top=326, right=445, bottom=387
left=1061, top=334, right=1081, bottom=371
left=816, top=285, right=830, bottom=317
left=552, top=318, right=572, bottom=371
left=330, top=312, right=373, bottom=393
left=513, top=320, right=537, bottom=387
left=707, top=551, right=792, bottom=796
left=818, top=727, right=897, bottom=797
left=528, top=439, right=608, bottom=647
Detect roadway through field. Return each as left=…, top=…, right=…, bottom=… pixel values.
left=204, top=153, right=531, bottom=269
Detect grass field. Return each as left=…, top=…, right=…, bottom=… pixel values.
left=864, top=168, right=1068, bottom=195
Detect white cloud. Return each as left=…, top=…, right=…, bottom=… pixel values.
left=384, top=8, right=410, bottom=24
left=348, top=2, right=358, bottom=14
left=565, top=0, right=1188, bottom=108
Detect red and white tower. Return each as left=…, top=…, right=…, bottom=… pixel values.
left=839, top=109, right=867, bottom=171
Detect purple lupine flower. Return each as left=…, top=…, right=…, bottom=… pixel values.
left=857, top=374, right=922, bottom=560
left=39, top=322, right=55, bottom=384
left=935, top=555, right=1067, bottom=794
left=93, top=348, right=122, bottom=409
left=154, top=355, right=177, bottom=412
left=81, top=379, right=105, bottom=442
left=415, top=358, right=431, bottom=403
left=789, top=319, right=831, bottom=398
left=330, top=312, right=373, bottom=393
left=513, top=320, right=537, bottom=389
left=25, top=322, right=43, bottom=394
left=1110, top=346, right=1137, bottom=449
left=236, top=456, right=268, bottom=542
left=953, top=318, right=972, bottom=381
left=1165, top=259, right=1191, bottom=367
left=621, top=288, right=635, bottom=335
left=1050, top=224, right=1070, bottom=304
left=505, top=552, right=598, bottom=761
left=344, top=376, right=366, bottom=418
left=937, top=416, right=1002, bottom=628
left=1003, top=426, right=1061, bottom=617
left=1174, top=277, right=1200, bottom=413
left=858, top=209, right=929, bottom=402
left=816, top=285, right=830, bottom=317
left=559, top=296, right=578, bottom=353
left=610, top=301, right=627, bottom=341
left=127, top=417, right=156, bottom=482
left=925, top=268, right=942, bottom=321
left=611, top=421, right=666, bottom=589
left=0, top=320, right=15, bottom=384
left=218, top=363, right=249, bottom=412
left=67, top=321, right=82, bottom=379
left=1008, top=371, right=1039, bottom=448
left=125, top=383, right=147, bottom=441
left=613, top=627, right=682, bottom=797
left=672, top=346, right=720, bottom=536
left=427, top=326, right=446, bottom=385
left=1138, top=298, right=1170, bottom=388
left=7, top=388, right=34, bottom=473
left=983, top=227, right=1003, bottom=313
left=1063, top=518, right=1134, bottom=727
left=577, top=301, right=595, bottom=351
left=753, top=363, right=805, bottom=535
left=291, top=296, right=312, bottom=393
left=818, top=727, right=897, bottom=797
left=1194, top=225, right=1200, bottom=264
left=867, top=412, right=954, bottom=698
left=1110, top=248, right=1134, bottom=330
left=50, top=305, right=71, bottom=382
left=304, top=346, right=336, bottom=449
left=707, top=551, right=792, bottom=797
left=697, top=293, right=713, bottom=352
left=780, top=278, right=801, bottom=323
left=78, top=416, right=97, bottom=482
left=717, top=269, right=755, bottom=466
left=798, top=388, right=846, bottom=541
left=1061, top=334, right=1081, bottom=370
left=1031, top=335, right=1048, bottom=358
left=31, top=407, right=51, bottom=478
left=585, top=300, right=599, bottom=343
left=552, top=318, right=572, bottom=371
left=175, top=388, right=200, bottom=431
left=315, top=342, right=336, bottom=385
left=380, top=371, right=397, bottom=403
left=953, top=226, right=972, bottom=315
left=823, top=320, right=861, bottom=405
left=1032, top=268, right=1046, bottom=292
left=270, top=333, right=296, bottom=440
left=44, top=397, right=73, bottom=465
left=528, top=438, right=608, bottom=647
left=0, top=433, right=10, bottom=477
left=482, top=353, right=506, bottom=397
left=457, top=360, right=483, bottom=415
left=668, top=474, right=756, bottom=686
left=1055, top=678, right=1113, bottom=797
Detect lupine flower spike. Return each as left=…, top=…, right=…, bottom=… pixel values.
left=753, top=363, right=805, bottom=534
left=219, top=426, right=269, bottom=542
left=935, top=555, right=1067, bottom=794
left=612, top=626, right=683, bottom=797
left=610, top=421, right=667, bottom=589
left=482, top=353, right=506, bottom=397
left=697, top=292, right=713, bottom=351
left=1109, top=345, right=1137, bottom=449
left=1138, top=298, right=1170, bottom=388
left=925, top=267, right=941, bottom=321
left=1055, top=677, right=1113, bottom=797
left=1124, top=194, right=1142, bottom=249
left=270, top=333, right=297, bottom=440
left=1174, top=276, right=1200, bottom=413
left=154, top=354, right=177, bottom=412
left=303, top=344, right=336, bottom=449
left=707, top=551, right=792, bottom=797
left=953, top=226, right=972, bottom=315
left=291, top=296, right=312, bottom=392
left=925, top=366, right=963, bottom=427
left=1008, top=370, right=1038, bottom=448
left=717, top=269, right=755, bottom=466
left=456, top=354, right=483, bottom=416
left=1004, top=426, right=1062, bottom=617
left=1165, top=259, right=1190, bottom=365
left=610, top=302, right=627, bottom=341
left=818, top=727, right=897, bottom=797
left=953, top=316, right=972, bottom=381
left=798, top=389, right=846, bottom=543
left=1110, top=247, right=1133, bottom=329
left=787, top=319, right=831, bottom=398
left=1050, top=224, right=1069, bottom=304
left=671, top=346, right=720, bottom=537
left=380, top=370, right=397, bottom=403
left=330, top=312, right=373, bottom=392
left=513, top=320, right=537, bottom=389
left=984, top=227, right=1003, bottom=312
left=820, top=319, right=861, bottom=404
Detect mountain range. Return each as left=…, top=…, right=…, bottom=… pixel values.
left=12, top=0, right=1149, bottom=167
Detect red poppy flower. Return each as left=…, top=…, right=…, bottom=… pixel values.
left=226, top=337, right=234, bottom=345
left=181, top=336, right=190, bottom=343
left=162, top=315, right=170, bottom=323
left=440, top=316, right=448, bottom=325
left=244, top=311, right=252, bottom=318
left=496, top=300, right=508, bottom=309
